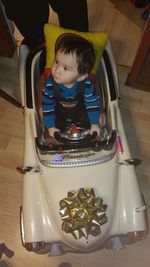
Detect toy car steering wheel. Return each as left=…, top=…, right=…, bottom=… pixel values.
left=54, top=124, right=97, bottom=144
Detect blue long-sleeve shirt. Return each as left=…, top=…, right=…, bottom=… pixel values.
left=42, top=75, right=101, bottom=128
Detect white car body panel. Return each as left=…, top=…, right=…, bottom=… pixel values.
left=19, top=38, right=148, bottom=255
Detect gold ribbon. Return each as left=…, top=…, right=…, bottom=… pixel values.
left=59, top=188, right=108, bottom=240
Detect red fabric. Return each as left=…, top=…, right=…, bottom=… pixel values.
left=44, top=67, right=52, bottom=79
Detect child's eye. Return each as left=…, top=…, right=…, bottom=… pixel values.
left=64, top=66, right=68, bottom=71
left=55, top=59, right=59, bottom=64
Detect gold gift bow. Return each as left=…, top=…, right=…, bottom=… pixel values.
left=59, top=188, right=108, bottom=240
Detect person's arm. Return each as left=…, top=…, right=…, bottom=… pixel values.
left=41, top=76, right=56, bottom=129
left=84, top=79, right=101, bottom=135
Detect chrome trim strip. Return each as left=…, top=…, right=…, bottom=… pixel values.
left=38, top=152, right=116, bottom=168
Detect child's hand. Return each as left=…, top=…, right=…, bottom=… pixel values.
left=90, top=124, right=100, bottom=136
left=48, top=127, right=59, bottom=137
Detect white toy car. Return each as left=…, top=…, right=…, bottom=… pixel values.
left=18, top=34, right=148, bottom=256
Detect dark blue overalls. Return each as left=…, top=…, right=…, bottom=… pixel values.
left=52, top=80, right=90, bottom=131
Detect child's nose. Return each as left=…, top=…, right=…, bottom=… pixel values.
left=55, top=64, right=61, bottom=73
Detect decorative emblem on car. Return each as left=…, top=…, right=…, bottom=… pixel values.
left=59, top=188, right=108, bottom=240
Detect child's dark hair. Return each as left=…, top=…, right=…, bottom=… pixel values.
left=55, top=33, right=96, bottom=74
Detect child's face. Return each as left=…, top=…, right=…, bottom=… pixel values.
left=51, top=50, right=87, bottom=88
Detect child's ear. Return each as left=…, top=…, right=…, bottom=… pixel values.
left=77, top=73, right=88, bottom=82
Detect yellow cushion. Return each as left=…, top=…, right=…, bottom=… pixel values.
left=44, top=23, right=109, bottom=75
